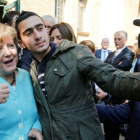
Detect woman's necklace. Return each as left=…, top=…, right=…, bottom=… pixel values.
left=10, top=72, right=15, bottom=86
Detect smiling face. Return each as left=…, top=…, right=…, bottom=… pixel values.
left=101, top=38, right=110, bottom=50
left=50, top=28, right=64, bottom=46
left=0, top=39, right=18, bottom=76
left=18, top=15, right=50, bottom=61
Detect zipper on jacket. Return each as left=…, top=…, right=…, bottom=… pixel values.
left=77, top=120, right=82, bottom=139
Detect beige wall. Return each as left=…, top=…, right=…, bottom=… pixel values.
left=62, top=0, right=78, bottom=35
left=21, top=0, right=55, bottom=17
left=6, top=0, right=140, bottom=50
left=123, top=0, right=139, bottom=45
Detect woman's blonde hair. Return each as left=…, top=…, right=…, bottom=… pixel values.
left=79, top=40, right=96, bottom=53
left=0, top=23, right=17, bottom=44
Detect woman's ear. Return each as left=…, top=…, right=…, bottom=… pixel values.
left=18, top=40, right=26, bottom=49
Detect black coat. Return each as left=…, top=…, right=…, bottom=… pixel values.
left=105, top=47, right=134, bottom=71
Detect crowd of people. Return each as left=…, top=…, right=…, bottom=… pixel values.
left=0, top=10, right=140, bottom=140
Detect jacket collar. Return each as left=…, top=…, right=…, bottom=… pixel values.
left=52, top=40, right=75, bottom=56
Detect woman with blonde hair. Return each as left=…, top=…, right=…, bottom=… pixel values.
left=79, top=40, right=96, bottom=53
left=50, top=22, right=77, bottom=46
left=0, top=23, right=43, bottom=140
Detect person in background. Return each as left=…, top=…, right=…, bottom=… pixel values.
left=104, top=31, right=135, bottom=140
left=80, top=40, right=111, bottom=104
left=2, top=11, right=20, bottom=28
left=95, top=38, right=111, bottom=61
left=129, top=43, right=140, bottom=72
left=96, top=98, right=140, bottom=140
left=42, top=15, right=56, bottom=35
left=79, top=40, right=96, bottom=54
left=50, top=22, right=77, bottom=46
left=80, top=40, right=97, bottom=102
left=0, top=23, right=43, bottom=140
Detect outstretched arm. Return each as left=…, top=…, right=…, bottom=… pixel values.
left=76, top=45, right=140, bottom=101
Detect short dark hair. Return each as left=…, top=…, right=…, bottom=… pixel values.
left=2, top=11, right=20, bottom=26
left=15, top=11, right=42, bottom=40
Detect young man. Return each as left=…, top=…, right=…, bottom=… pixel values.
left=15, top=11, right=140, bottom=140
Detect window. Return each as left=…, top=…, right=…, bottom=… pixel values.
left=55, top=0, right=65, bottom=23
left=3, top=0, right=20, bottom=15
left=0, top=0, right=20, bottom=22
left=0, top=1, right=6, bottom=22
left=78, top=0, right=86, bottom=30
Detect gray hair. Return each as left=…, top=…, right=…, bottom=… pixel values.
left=114, top=31, right=128, bottom=40
left=42, top=15, right=56, bottom=24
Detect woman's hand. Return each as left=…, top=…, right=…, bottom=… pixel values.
left=0, top=83, right=10, bottom=104
left=28, top=129, right=43, bottom=140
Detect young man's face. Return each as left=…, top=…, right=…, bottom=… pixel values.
left=18, top=15, right=50, bottom=57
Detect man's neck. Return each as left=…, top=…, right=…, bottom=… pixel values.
left=33, top=46, right=51, bottom=62
left=116, top=46, right=125, bottom=50
left=102, top=48, right=107, bottom=51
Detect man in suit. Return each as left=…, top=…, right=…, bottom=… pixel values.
left=95, top=38, right=111, bottom=61
left=103, top=31, right=135, bottom=140
left=105, top=31, right=134, bottom=71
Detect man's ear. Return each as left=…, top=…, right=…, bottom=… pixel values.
left=18, top=40, right=26, bottom=49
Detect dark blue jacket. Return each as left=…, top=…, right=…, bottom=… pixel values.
left=96, top=101, right=140, bottom=140
left=17, top=48, right=33, bottom=72
left=95, top=49, right=111, bottom=59
left=105, top=47, right=134, bottom=71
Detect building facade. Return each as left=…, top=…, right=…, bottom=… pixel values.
left=0, top=0, right=140, bottom=50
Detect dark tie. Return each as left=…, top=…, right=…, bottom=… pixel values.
left=111, top=53, right=117, bottom=63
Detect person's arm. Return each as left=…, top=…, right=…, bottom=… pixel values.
left=28, top=113, right=43, bottom=140
left=28, top=128, right=43, bottom=140
left=113, top=52, right=134, bottom=71
left=76, top=45, right=140, bottom=101
left=96, top=101, right=134, bottom=124
left=96, top=89, right=108, bottom=100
